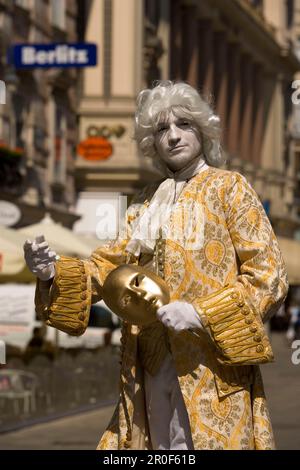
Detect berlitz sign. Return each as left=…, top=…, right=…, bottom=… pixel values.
left=10, top=43, right=97, bottom=68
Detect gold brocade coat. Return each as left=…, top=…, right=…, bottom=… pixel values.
left=35, top=167, right=289, bottom=450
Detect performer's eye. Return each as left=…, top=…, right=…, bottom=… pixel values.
left=178, top=120, right=190, bottom=128
left=157, top=124, right=168, bottom=133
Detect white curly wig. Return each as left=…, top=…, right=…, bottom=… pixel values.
left=134, top=80, right=225, bottom=171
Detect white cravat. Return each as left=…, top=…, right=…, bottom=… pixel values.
left=126, top=155, right=209, bottom=257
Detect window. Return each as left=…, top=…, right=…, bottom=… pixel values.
left=248, top=0, right=263, bottom=8
left=145, top=0, right=160, bottom=28
left=0, top=117, right=11, bottom=147
left=54, top=105, right=67, bottom=183
left=51, top=0, right=66, bottom=30
left=286, top=0, right=294, bottom=28
left=14, top=0, right=30, bottom=9
left=34, top=0, right=48, bottom=26
left=12, top=94, right=27, bottom=150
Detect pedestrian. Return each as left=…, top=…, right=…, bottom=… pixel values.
left=24, top=325, right=55, bottom=362
left=24, top=81, right=288, bottom=450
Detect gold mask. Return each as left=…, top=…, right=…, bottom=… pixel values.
left=102, top=264, right=170, bottom=326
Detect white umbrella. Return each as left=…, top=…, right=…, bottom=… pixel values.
left=1, top=225, right=74, bottom=257
left=75, top=233, right=107, bottom=252
left=0, top=227, right=25, bottom=275
left=18, top=213, right=92, bottom=258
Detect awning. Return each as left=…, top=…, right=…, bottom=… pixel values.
left=18, top=213, right=92, bottom=258
left=0, top=226, right=33, bottom=277
left=277, top=236, right=300, bottom=285
left=0, top=214, right=93, bottom=282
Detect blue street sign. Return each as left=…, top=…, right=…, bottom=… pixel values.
left=9, top=43, right=97, bottom=68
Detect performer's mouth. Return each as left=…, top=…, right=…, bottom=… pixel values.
left=169, top=145, right=185, bottom=153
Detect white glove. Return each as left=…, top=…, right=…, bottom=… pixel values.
left=23, top=235, right=58, bottom=281
left=156, top=301, right=204, bottom=333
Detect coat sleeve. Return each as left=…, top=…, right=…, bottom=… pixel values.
left=192, top=172, right=289, bottom=366
left=34, top=189, right=150, bottom=336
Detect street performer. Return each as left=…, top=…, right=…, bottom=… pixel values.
left=24, top=81, right=288, bottom=450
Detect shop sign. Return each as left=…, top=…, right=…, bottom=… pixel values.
left=0, top=201, right=21, bottom=226
left=77, top=136, right=113, bottom=161
left=10, top=43, right=97, bottom=68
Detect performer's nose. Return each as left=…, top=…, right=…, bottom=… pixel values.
left=168, top=125, right=180, bottom=146
left=144, top=292, right=157, bottom=303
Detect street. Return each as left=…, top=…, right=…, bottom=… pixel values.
left=0, top=405, right=114, bottom=450
left=0, top=332, right=299, bottom=450
left=261, top=331, right=300, bottom=450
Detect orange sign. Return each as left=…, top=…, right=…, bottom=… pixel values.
left=77, top=136, right=113, bottom=161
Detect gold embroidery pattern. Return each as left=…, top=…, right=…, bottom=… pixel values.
left=35, top=167, right=286, bottom=450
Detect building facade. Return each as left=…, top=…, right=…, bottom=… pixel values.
left=76, top=0, right=300, bottom=282
left=76, top=0, right=156, bottom=202
left=0, top=0, right=79, bottom=228
left=78, top=1, right=300, bottom=233
left=147, top=0, right=300, bottom=239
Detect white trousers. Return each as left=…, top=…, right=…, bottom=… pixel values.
left=144, top=353, right=194, bottom=450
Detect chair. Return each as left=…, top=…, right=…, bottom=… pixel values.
left=0, top=369, right=38, bottom=418
left=27, top=355, right=54, bottom=412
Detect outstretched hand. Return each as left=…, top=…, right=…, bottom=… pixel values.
left=23, top=235, right=58, bottom=281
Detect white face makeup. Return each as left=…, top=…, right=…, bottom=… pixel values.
left=154, top=111, right=202, bottom=172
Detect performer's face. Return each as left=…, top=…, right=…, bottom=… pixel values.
left=102, top=264, right=170, bottom=326
left=154, top=111, right=202, bottom=171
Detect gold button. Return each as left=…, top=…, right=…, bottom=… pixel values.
left=242, top=307, right=250, bottom=316
left=245, top=317, right=253, bottom=325
left=250, top=325, right=258, bottom=333
left=81, top=292, right=87, bottom=300
left=158, top=249, right=163, bottom=255
left=81, top=301, right=87, bottom=310
left=254, top=334, right=262, bottom=342
left=80, top=267, right=85, bottom=274
left=231, top=292, right=239, bottom=300
left=221, top=384, right=229, bottom=392
left=237, top=301, right=244, bottom=307
left=79, top=313, right=85, bottom=321
left=81, top=275, right=87, bottom=282
left=256, top=344, right=264, bottom=353
left=81, top=283, right=86, bottom=290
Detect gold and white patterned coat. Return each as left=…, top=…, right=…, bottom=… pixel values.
left=35, top=167, right=289, bottom=450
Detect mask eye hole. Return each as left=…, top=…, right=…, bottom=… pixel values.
left=133, top=274, right=145, bottom=287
